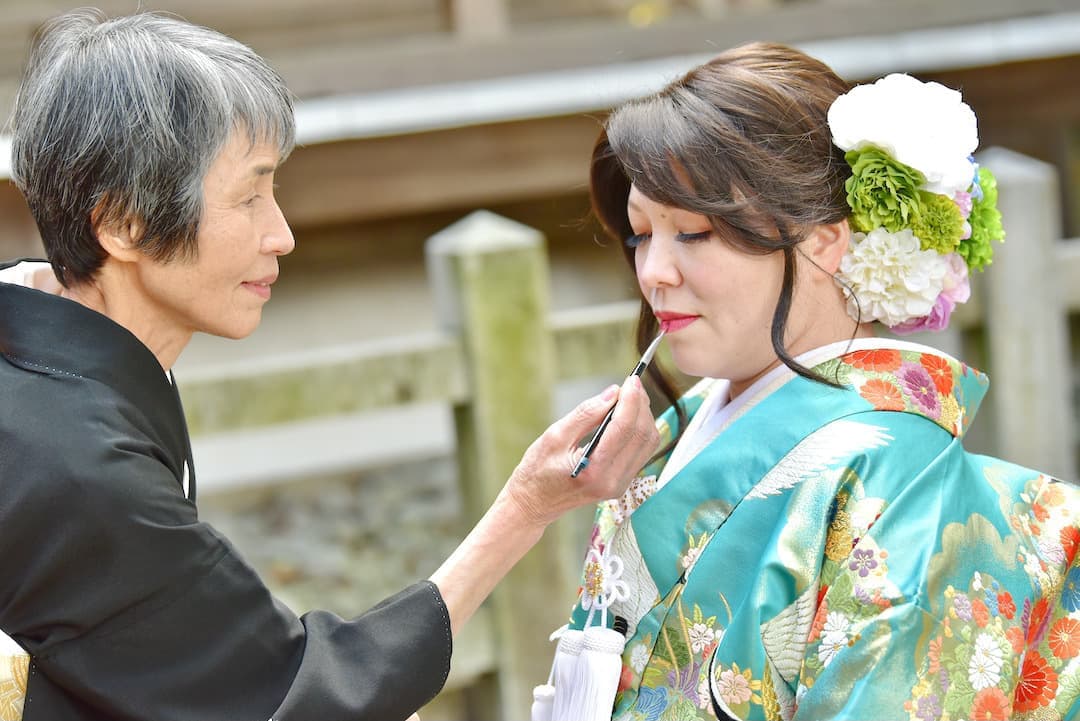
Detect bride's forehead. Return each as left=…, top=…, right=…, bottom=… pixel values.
left=627, top=186, right=703, bottom=220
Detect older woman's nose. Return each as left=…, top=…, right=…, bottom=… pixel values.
left=263, top=200, right=295, bottom=256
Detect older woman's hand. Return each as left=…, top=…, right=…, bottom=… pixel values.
left=502, top=374, right=660, bottom=528
left=430, top=374, right=659, bottom=637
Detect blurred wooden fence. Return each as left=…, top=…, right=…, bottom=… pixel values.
left=179, top=146, right=1078, bottom=720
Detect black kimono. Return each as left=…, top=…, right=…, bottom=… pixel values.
left=0, top=264, right=452, bottom=720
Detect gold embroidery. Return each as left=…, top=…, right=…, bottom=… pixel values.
left=0, top=653, right=27, bottom=721
left=824, top=509, right=853, bottom=562
left=583, top=560, right=604, bottom=599
left=939, top=393, right=960, bottom=435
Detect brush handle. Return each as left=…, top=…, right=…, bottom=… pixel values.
left=570, top=403, right=618, bottom=478
left=570, top=330, right=663, bottom=478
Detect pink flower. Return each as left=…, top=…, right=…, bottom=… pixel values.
left=941, top=253, right=970, bottom=304
left=891, top=293, right=955, bottom=335
left=896, top=362, right=941, bottom=416
left=954, top=190, right=973, bottom=218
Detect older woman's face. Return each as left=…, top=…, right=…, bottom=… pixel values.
left=134, top=130, right=294, bottom=342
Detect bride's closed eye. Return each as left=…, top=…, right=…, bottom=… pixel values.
left=675, top=231, right=712, bottom=243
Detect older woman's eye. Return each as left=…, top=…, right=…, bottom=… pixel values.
left=675, top=231, right=712, bottom=243
left=624, top=233, right=650, bottom=249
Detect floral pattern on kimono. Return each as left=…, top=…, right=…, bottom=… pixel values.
left=562, top=341, right=1080, bottom=721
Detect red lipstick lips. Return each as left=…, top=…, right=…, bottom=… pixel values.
left=654, top=311, right=698, bottom=333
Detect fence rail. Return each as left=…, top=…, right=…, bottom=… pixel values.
left=182, top=302, right=640, bottom=436
left=181, top=147, right=1077, bottom=719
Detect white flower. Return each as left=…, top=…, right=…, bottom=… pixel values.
left=818, top=612, right=851, bottom=667
left=837, top=228, right=949, bottom=326
left=716, top=667, right=752, bottom=705
left=629, top=642, right=649, bottom=673
left=1023, top=551, right=1043, bottom=579
left=689, top=622, right=716, bottom=653
left=829, top=73, right=978, bottom=196
left=822, top=611, right=850, bottom=638
left=818, top=631, right=847, bottom=667
left=681, top=546, right=702, bottom=572
left=968, top=632, right=1004, bottom=690
left=697, top=674, right=712, bottom=710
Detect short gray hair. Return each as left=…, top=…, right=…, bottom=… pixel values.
left=9, top=9, right=296, bottom=286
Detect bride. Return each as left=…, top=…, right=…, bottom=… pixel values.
left=541, top=41, right=1078, bottom=721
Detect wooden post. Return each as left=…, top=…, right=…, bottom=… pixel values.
left=448, top=0, right=509, bottom=40
left=978, top=147, right=1076, bottom=481
left=426, top=210, right=575, bottom=720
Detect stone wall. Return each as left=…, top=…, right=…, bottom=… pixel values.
left=198, top=455, right=466, bottom=618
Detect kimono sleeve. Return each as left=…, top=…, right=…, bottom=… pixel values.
left=791, top=419, right=1080, bottom=719
left=8, top=427, right=451, bottom=721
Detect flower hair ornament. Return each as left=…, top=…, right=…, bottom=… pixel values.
left=828, top=73, right=1005, bottom=333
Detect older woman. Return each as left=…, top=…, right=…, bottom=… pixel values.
left=0, top=10, right=659, bottom=721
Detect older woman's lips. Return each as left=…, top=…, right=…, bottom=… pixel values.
left=655, top=313, right=698, bottom=333
left=242, top=275, right=276, bottom=300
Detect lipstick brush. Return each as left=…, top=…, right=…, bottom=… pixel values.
left=570, top=330, right=665, bottom=478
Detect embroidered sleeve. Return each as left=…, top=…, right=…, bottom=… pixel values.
left=795, top=430, right=1080, bottom=720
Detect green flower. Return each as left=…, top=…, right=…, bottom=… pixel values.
left=959, top=167, right=1005, bottom=271
left=845, top=147, right=925, bottom=234
left=912, top=191, right=964, bottom=253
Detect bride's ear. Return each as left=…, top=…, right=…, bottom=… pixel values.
left=804, top=218, right=850, bottom=276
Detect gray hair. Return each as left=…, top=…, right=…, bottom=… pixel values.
left=9, top=9, right=295, bottom=286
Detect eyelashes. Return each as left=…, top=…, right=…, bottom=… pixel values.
left=623, top=230, right=712, bottom=248
left=676, top=231, right=712, bottom=243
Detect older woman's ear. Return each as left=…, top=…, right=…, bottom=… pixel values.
left=90, top=201, right=145, bottom=263
left=804, top=218, right=851, bottom=276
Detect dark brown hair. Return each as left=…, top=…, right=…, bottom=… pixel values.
left=590, top=41, right=853, bottom=445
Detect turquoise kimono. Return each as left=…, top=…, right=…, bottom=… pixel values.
left=565, top=341, right=1080, bottom=720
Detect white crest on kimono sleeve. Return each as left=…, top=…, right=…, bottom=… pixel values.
left=760, top=584, right=818, bottom=685
left=746, top=420, right=892, bottom=500
left=608, top=521, right=660, bottom=640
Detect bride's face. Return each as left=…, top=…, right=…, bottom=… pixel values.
left=627, top=185, right=788, bottom=392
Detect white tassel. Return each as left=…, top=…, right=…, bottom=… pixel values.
left=543, top=546, right=629, bottom=721
left=553, top=626, right=625, bottom=721
left=548, top=628, right=585, bottom=721
left=531, top=683, right=555, bottom=721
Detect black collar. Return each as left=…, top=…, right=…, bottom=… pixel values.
left=0, top=258, right=196, bottom=499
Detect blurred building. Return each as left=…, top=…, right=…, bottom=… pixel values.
left=1, top=0, right=1078, bottom=364
left=1, top=1, right=1079, bottom=717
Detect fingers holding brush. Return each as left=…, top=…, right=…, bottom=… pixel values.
left=571, top=374, right=660, bottom=500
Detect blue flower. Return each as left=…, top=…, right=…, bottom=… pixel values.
left=1063, top=568, right=1080, bottom=612
left=635, top=686, right=669, bottom=721
left=983, top=589, right=999, bottom=615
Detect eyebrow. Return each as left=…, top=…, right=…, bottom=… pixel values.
left=252, top=164, right=276, bottom=177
